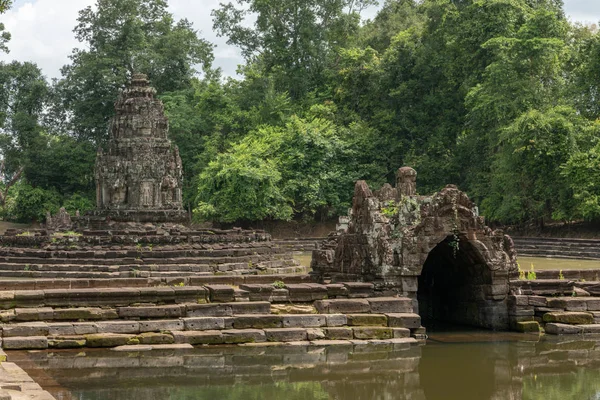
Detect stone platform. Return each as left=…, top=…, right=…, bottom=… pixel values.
left=0, top=226, right=304, bottom=279
left=0, top=273, right=424, bottom=350
left=513, top=236, right=600, bottom=260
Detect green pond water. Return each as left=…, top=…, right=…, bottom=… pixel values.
left=294, top=252, right=600, bottom=271
left=11, top=330, right=600, bottom=400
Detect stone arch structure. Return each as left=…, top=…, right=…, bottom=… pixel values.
left=312, top=167, right=517, bottom=330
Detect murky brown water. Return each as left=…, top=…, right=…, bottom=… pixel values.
left=11, top=330, right=600, bottom=400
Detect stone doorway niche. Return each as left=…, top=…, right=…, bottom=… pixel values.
left=417, top=234, right=494, bottom=329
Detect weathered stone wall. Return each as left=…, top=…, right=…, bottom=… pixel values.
left=312, top=167, right=518, bottom=329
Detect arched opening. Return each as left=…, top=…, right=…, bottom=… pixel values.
left=417, top=235, right=493, bottom=330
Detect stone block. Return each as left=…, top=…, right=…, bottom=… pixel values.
left=386, top=313, right=421, bottom=329
left=342, top=282, right=374, bottom=298
left=3, top=336, right=48, bottom=350
left=136, top=332, right=175, bottom=345
left=96, top=321, right=140, bottom=334
left=580, top=324, right=600, bottom=334
left=14, top=307, right=53, bottom=322
left=183, top=317, right=224, bottom=331
left=282, top=315, right=326, bottom=328
left=509, top=309, right=534, bottom=317
left=86, top=333, right=136, bottom=347
left=347, top=314, right=387, bottom=326
left=206, top=285, right=235, bottom=302
left=352, top=327, right=393, bottom=340
left=309, top=339, right=352, bottom=346
left=392, top=328, right=410, bottom=338
left=545, top=323, right=583, bottom=335
left=139, top=320, right=184, bottom=333
left=286, top=284, right=327, bottom=301
left=233, top=315, right=282, bottom=329
left=264, top=328, right=307, bottom=342
left=173, top=286, right=208, bottom=303
left=306, top=328, right=325, bottom=340
left=314, top=299, right=370, bottom=314
left=186, top=303, right=232, bottom=317
left=515, top=321, right=540, bottom=333
left=118, top=305, right=184, bottom=318
left=72, top=322, right=98, bottom=335
left=48, top=323, right=75, bottom=336
left=547, top=298, right=588, bottom=311
left=2, top=322, right=48, bottom=337
left=585, top=299, right=600, bottom=311
left=325, top=284, right=347, bottom=297
left=172, top=330, right=223, bottom=345
left=53, top=307, right=118, bottom=321
left=239, top=284, right=273, bottom=301
left=230, top=302, right=271, bottom=315
left=367, top=298, right=413, bottom=313
left=14, top=290, right=45, bottom=306
left=508, top=295, right=528, bottom=306
left=48, top=338, right=86, bottom=349
left=325, top=314, right=347, bottom=327
left=528, top=296, right=547, bottom=307
left=542, top=312, right=594, bottom=325
left=222, top=329, right=266, bottom=344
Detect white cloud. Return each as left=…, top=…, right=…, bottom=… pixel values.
left=0, top=0, right=95, bottom=79
left=0, top=0, right=599, bottom=81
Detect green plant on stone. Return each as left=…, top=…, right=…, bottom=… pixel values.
left=559, top=270, right=564, bottom=280
left=147, top=244, right=153, bottom=251
left=527, top=263, right=537, bottom=280
left=272, top=280, right=285, bottom=289
left=16, top=231, right=33, bottom=237
left=24, top=264, right=30, bottom=271
left=380, top=201, right=398, bottom=219
left=517, top=261, right=526, bottom=280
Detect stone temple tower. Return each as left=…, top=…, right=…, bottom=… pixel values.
left=94, top=73, right=187, bottom=223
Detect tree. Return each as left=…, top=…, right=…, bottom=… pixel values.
left=0, top=0, right=11, bottom=53
left=212, top=0, right=375, bottom=99
left=0, top=61, right=48, bottom=182
left=57, top=0, right=214, bottom=145
left=462, top=7, right=571, bottom=224
left=194, top=115, right=362, bottom=222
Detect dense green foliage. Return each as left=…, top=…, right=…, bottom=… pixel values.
left=2, top=0, right=600, bottom=227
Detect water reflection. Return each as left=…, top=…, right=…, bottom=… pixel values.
left=10, top=333, right=600, bottom=400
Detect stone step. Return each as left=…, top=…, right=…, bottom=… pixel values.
left=0, top=283, right=397, bottom=310
left=0, top=265, right=309, bottom=279
left=315, top=297, right=414, bottom=314
left=545, top=323, right=600, bottom=335
left=0, top=254, right=295, bottom=266
left=1, top=327, right=419, bottom=349
left=0, top=311, right=420, bottom=337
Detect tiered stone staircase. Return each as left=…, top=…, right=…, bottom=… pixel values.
left=0, top=278, right=422, bottom=350
left=0, top=228, right=304, bottom=279
left=510, top=278, right=600, bottom=334
left=513, top=237, right=600, bottom=260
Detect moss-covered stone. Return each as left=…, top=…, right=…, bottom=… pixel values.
left=86, top=333, right=133, bottom=347
left=136, top=332, right=174, bottom=345
left=352, top=327, right=393, bottom=340
left=515, top=321, right=540, bottom=333
left=347, top=314, right=387, bottom=326
left=543, top=312, right=594, bottom=325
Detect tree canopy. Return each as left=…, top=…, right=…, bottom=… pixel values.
left=2, top=0, right=600, bottom=228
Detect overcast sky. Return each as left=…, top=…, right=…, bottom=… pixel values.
left=0, top=0, right=599, bottom=80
